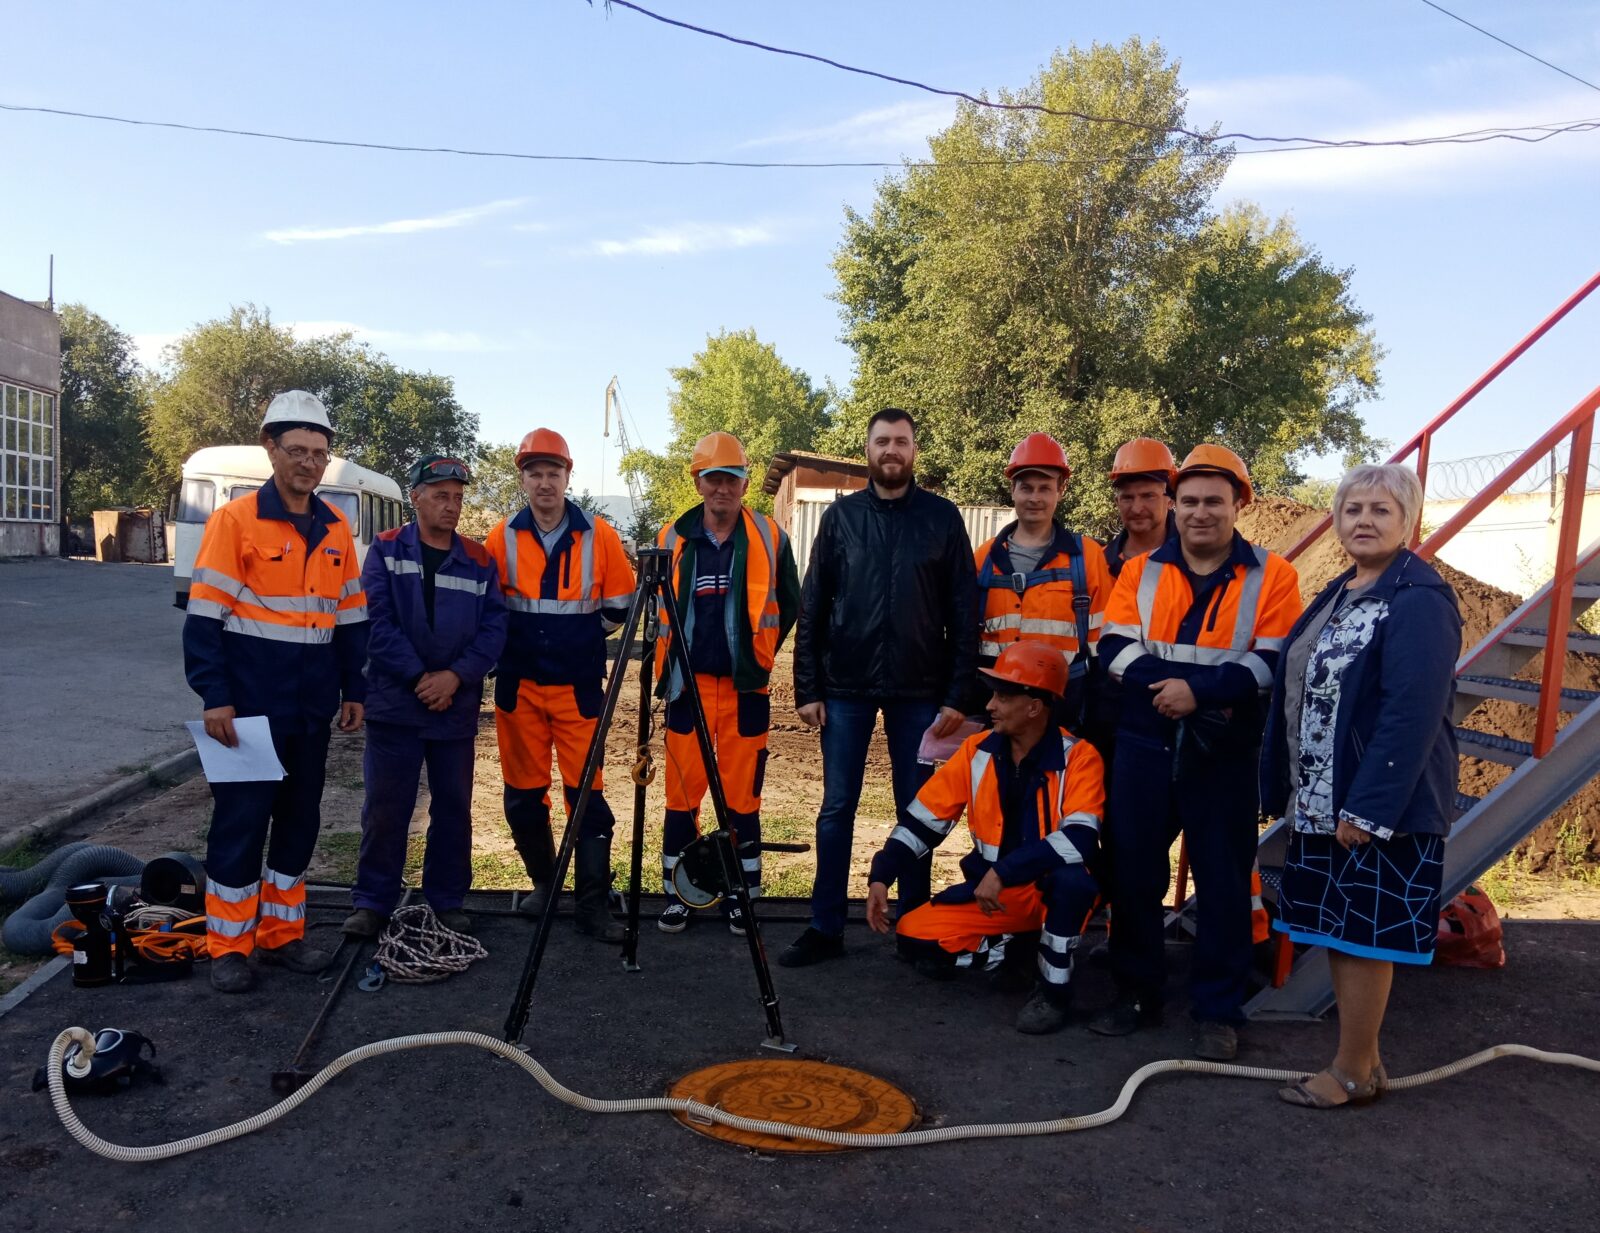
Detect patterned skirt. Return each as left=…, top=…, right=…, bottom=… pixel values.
left=1274, top=830, right=1445, bottom=965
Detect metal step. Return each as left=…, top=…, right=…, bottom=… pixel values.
left=1574, top=582, right=1600, bottom=600
left=1500, top=626, right=1600, bottom=651
left=1455, top=727, right=1533, bottom=767
left=1455, top=673, right=1600, bottom=710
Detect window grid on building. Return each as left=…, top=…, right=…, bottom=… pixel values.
left=1, top=381, right=56, bottom=522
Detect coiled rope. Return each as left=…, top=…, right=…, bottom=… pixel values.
left=372, top=905, right=487, bottom=984
left=44, top=1027, right=1600, bottom=1163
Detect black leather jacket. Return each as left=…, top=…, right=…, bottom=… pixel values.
left=793, top=482, right=978, bottom=709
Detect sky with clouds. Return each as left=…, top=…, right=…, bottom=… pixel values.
left=3, top=1, right=1597, bottom=501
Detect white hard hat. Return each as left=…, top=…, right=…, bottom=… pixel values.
left=261, top=390, right=334, bottom=436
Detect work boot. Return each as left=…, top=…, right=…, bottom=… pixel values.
left=1015, top=985, right=1072, bottom=1035
left=256, top=938, right=333, bottom=974
left=1087, top=992, right=1162, bottom=1037
left=1193, top=1021, right=1239, bottom=1061
left=436, top=909, right=473, bottom=934
left=210, top=952, right=256, bottom=994
left=777, top=927, right=845, bottom=968
left=516, top=886, right=552, bottom=919
left=572, top=839, right=625, bottom=943
left=987, top=930, right=1040, bottom=995
left=342, top=908, right=386, bottom=939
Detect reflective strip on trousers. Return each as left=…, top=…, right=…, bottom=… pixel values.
left=207, top=914, right=255, bottom=938
left=206, top=878, right=258, bottom=903
left=259, top=900, right=306, bottom=922
left=262, top=868, right=304, bottom=892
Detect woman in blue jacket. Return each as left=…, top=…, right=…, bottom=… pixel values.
left=1260, top=463, right=1461, bottom=1109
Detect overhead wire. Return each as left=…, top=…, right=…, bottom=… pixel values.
left=1417, top=0, right=1600, bottom=94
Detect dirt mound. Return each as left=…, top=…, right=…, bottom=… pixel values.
left=1241, top=495, right=1598, bottom=870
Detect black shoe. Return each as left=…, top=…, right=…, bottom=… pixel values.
left=435, top=909, right=473, bottom=934
left=256, top=938, right=332, bottom=974
left=1193, top=1020, right=1239, bottom=1061
left=1015, top=986, right=1072, bottom=1035
left=516, top=886, right=551, bottom=919
left=777, top=927, right=845, bottom=968
left=658, top=902, right=692, bottom=934
left=1087, top=993, right=1162, bottom=1037
left=342, top=908, right=386, bottom=939
left=210, top=952, right=256, bottom=994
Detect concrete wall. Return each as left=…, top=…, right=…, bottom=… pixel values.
left=1426, top=488, right=1600, bottom=597
left=0, top=291, right=60, bottom=394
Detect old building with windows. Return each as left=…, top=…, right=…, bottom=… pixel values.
left=0, top=289, right=61, bottom=556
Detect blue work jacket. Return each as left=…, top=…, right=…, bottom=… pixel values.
left=1260, top=549, right=1462, bottom=837
left=361, top=523, right=507, bottom=740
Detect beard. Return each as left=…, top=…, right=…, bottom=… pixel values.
left=867, top=455, right=913, bottom=489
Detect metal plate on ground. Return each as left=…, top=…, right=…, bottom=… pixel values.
left=668, top=1058, right=919, bottom=1153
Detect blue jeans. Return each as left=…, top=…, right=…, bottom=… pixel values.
left=809, top=698, right=937, bottom=936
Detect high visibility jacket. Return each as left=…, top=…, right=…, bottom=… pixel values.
left=974, top=522, right=1112, bottom=676
left=869, top=727, right=1105, bottom=891
left=1099, top=531, right=1302, bottom=749
left=183, top=477, right=368, bottom=723
left=361, top=523, right=507, bottom=739
left=656, top=505, right=801, bottom=699
left=486, top=499, right=635, bottom=688
left=1102, top=511, right=1177, bottom=578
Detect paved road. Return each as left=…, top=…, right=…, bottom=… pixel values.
left=0, top=557, right=194, bottom=828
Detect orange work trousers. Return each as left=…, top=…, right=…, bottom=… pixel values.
left=495, top=679, right=606, bottom=798
left=662, top=675, right=768, bottom=895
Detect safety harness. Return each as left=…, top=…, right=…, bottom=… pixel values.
left=977, top=528, right=1095, bottom=724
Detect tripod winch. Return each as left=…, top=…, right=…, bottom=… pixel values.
left=503, top=546, right=806, bottom=1052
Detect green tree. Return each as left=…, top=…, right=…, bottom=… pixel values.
left=457, top=441, right=521, bottom=540
left=829, top=39, right=1380, bottom=533
left=56, top=303, right=154, bottom=517
left=620, top=329, right=830, bottom=532
left=142, top=304, right=478, bottom=496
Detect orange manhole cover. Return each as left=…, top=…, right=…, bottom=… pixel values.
left=668, top=1058, right=919, bottom=1154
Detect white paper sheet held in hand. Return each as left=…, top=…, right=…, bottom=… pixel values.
left=185, top=716, right=286, bottom=782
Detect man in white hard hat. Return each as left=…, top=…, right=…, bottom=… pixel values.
left=184, top=391, right=369, bottom=994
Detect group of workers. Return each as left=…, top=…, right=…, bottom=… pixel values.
left=183, top=390, right=1301, bottom=1061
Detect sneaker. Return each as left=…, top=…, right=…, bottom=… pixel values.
left=724, top=902, right=748, bottom=936
left=777, top=927, right=845, bottom=968
left=255, top=938, right=333, bottom=974
left=658, top=902, right=692, bottom=934
left=210, top=952, right=256, bottom=994
left=1193, top=1020, right=1239, bottom=1061
left=1087, top=993, right=1162, bottom=1037
left=342, top=908, right=386, bottom=939
left=436, top=909, right=473, bottom=934
left=1015, top=986, right=1071, bottom=1035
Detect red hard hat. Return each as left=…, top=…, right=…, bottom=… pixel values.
left=515, top=428, right=573, bottom=470
left=978, top=640, right=1069, bottom=700
left=1176, top=443, right=1253, bottom=505
left=1109, top=438, right=1178, bottom=487
left=1005, top=432, right=1071, bottom=481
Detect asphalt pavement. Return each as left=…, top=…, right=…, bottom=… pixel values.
left=0, top=557, right=194, bottom=829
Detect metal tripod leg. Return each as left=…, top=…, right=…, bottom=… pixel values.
left=621, top=593, right=659, bottom=973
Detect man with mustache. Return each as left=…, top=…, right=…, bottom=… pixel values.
left=784, top=407, right=978, bottom=967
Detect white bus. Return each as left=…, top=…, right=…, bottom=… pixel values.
left=172, top=445, right=405, bottom=608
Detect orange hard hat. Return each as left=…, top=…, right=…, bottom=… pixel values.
left=977, top=640, right=1069, bottom=700
left=515, top=428, right=573, bottom=470
left=1176, top=443, right=1253, bottom=505
left=690, top=431, right=749, bottom=477
left=1109, top=438, right=1178, bottom=488
left=1005, top=432, right=1071, bottom=481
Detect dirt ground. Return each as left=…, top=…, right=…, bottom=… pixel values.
left=2, top=904, right=1597, bottom=1233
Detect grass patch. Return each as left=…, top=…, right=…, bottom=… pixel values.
left=315, top=832, right=362, bottom=883
left=0, top=839, right=53, bottom=995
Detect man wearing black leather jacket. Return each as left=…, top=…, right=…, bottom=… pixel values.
left=781, top=407, right=978, bottom=967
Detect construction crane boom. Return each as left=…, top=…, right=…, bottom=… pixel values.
left=604, top=376, right=646, bottom=517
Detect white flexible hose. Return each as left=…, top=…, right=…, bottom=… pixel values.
left=45, top=1026, right=1600, bottom=1163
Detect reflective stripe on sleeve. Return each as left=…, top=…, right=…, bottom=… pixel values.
left=187, top=597, right=230, bottom=621
left=973, top=838, right=999, bottom=861
left=384, top=558, right=423, bottom=575
left=334, top=606, right=369, bottom=625
left=1044, top=831, right=1085, bottom=865
left=908, top=797, right=957, bottom=837
left=1107, top=643, right=1145, bottom=680
left=889, top=825, right=930, bottom=859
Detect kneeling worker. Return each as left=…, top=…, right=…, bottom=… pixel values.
left=345, top=455, right=506, bottom=939
left=865, top=641, right=1105, bottom=1034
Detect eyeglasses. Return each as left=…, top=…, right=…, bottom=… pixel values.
left=280, top=445, right=330, bottom=466
left=419, top=458, right=471, bottom=483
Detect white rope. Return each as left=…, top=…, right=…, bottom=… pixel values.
left=371, top=906, right=487, bottom=984
left=44, top=1027, right=1600, bottom=1164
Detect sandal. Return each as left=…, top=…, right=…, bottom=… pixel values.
left=1278, top=1064, right=1379, bottom=1109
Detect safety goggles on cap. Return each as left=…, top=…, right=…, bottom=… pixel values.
left=408, top=456, right=472, bottom=487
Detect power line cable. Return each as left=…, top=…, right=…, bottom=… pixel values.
left=2, top=100, right=1596, bottom=170
left=1417, top=0, right=1600, bottom=94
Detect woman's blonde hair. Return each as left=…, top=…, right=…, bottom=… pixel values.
left=1333, top=463, right=1423, bottom=537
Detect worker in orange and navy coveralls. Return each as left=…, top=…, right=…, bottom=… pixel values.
left=485, top=428, right=636, bottom=942
left=1091, top=444, right=1302, bottom=1060
left=866, top=641, right=1106, bottom=1035
left=655, top=432, right=800, bottom=937
left=183, top=390, right=369, bottom=995
left=973, top=432, right=1113, bottom=739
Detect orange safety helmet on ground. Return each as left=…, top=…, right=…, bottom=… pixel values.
left=977, top=640, right=1069, bottom=700
left=1005, top=432, right=1071, bottom=481
left=690, top=431, right=749, bottom=477
left=1109, top=437, right=1177, bottom=489
left=515, top=428, right=573, bottom=470
left=1176, top=443, right=1253, bottom=505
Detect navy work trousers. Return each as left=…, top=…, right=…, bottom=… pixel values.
left=353, top=721, right=476, bottom=915
left=1106, top=733, right=1260, bottom=1025
left=808, top=698, right=937, bottom=936
left=206, top=721, right=331, bottom=888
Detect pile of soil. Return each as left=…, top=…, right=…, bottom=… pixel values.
left=1240, top=496, right=1600, bottom=869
